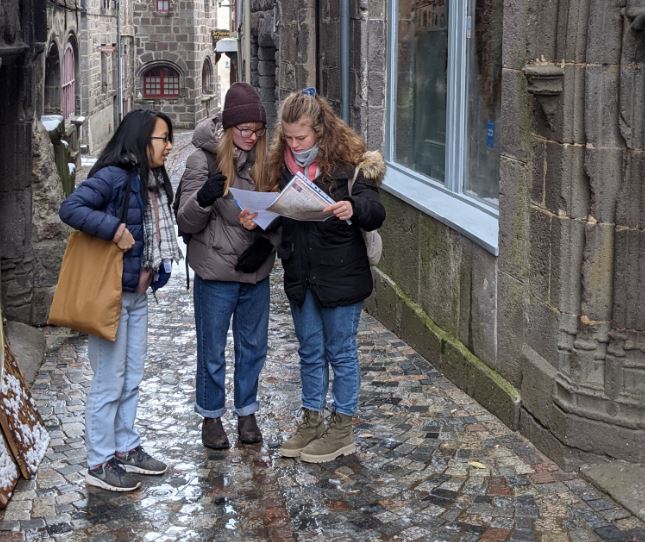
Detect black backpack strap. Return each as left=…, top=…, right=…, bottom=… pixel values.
left=203, top=149, right=218, bottom=180
left=119, top=174, right=134, bottom=223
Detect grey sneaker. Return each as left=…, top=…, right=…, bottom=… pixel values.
left=85, top=457, right=141, bottom=492
left=116, top=446, right=167, bottom=475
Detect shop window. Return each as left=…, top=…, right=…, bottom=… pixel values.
left=62, top=43, right=76, bottom=118
left=386, top=0, right=502, bottom=252
left=142, top=65, right=180, bottom=98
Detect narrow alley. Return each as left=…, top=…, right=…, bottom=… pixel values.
left=0, top=133, right=643, bottom=542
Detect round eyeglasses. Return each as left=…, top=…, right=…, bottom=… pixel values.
left=235, top=126, right=266, bottom=138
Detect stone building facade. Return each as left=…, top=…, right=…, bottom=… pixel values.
left=76, top=0, right=136, bottom=153
left=0, top=0, right=48, bottom=324
left=133, top=0, right=220, bottom=128
left=245, top=1, right=645, bottom=468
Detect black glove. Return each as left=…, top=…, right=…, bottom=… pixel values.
left=235, top=237, right=274, bottom=273
left=196, top=172, right=227, bottom=207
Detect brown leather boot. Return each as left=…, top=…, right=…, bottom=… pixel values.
left=202, top=417, right=230, bottom=449
left=237, top=414, right=262, bottom=444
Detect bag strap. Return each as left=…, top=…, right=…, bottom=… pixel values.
left=204, top=150, right=218, bottom=177
left=119, top=175, right=133, bottom=223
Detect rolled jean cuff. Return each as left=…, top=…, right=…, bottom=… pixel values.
left=234, top=401, right=259, bottom=417
left=194, top=402, right=226, bottom=419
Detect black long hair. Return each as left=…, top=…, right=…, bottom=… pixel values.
left=88, top=108, right=174, bottom=203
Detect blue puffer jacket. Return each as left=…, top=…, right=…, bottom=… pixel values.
left=59, top=166, right=144, bottom=292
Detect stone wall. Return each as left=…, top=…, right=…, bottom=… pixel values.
left=261, top=0, right=645, bottom=467
left=133, top=0, right=219, bottom=129
left=250, top=0, right=279, bottom=127
left=514, top=0, right=645, bottom=466
left=30, top=120, right=68, bottom=325
left=79, top=0, right=124, bottom=152
left=0, top=0, right=47, bottom=324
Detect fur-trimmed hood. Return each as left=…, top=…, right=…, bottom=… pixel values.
left=356, top=150, right=386, bottom=185
left=191, top=114, right=224, bottom=154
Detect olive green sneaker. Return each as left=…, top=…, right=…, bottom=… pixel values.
left=280, top=409, right=325, bottom=458
left=300, top=412, right=356, bottom=463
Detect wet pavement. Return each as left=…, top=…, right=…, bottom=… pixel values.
left=1, top=132, right=644, bottom=541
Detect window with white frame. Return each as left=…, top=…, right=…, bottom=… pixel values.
left=388, top=0, right=502, bottom=211
left=156, top=0, right=170, bottom=12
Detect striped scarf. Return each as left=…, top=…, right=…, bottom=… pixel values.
left=142, top=171, right=183, bottom=271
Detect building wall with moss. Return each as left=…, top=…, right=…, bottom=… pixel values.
left=250, top=0, right=645, bottom=468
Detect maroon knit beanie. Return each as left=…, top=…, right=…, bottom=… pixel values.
left=221, top=82, right=267, bottom=129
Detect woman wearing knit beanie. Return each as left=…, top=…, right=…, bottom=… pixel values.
left=176, top=82, right=278, bottom=449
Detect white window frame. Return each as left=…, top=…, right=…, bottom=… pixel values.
left=385, top=0, right=499, bottom=255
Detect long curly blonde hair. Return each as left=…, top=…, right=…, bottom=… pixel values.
left=217, top=127, right=276, bottom=192
left=267, top=92, right=366, bottom=186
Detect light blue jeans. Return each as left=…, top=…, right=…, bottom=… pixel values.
left=193, top=276, right=270, bottom=419
left=85, top=292, right=148, bottom=468
left=289, top=290, right=363, bottom=416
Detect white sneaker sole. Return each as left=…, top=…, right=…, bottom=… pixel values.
left=85, top=472, right=141, bottom=492
left=121, top=464, right=168, bottom=475
left=300, top=443, right=357, bottom=463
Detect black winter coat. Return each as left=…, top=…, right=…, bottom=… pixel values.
left=278, top=153, right=386, bottom=308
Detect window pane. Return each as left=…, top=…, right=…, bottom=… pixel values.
left=395, top=0, right=449, bottom=183
left=465, top=0, right=502, bottom=205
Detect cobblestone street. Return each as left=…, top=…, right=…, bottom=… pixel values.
left=1, top=132, right=644, bottom=541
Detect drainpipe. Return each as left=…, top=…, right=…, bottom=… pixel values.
left=340, top=0, right=349, bottom=122
left=116, top=0, right=123, bottom=121
left=241, top=0, right=251, bottom=82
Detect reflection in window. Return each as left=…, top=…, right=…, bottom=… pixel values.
left=396, top=0, right=448, bottom=183
left=465, top=0, right=502, bottom=204
left=392, top=0, right=501, bottom=207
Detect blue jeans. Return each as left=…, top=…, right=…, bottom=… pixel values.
left=289, top=289, right=362, bottom=416
left=193, top=276, right=270, bottom=418
left=85, top=292, right=148, bottom=468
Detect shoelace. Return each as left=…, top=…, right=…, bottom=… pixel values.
left=104, top=457, right=126, bottom=474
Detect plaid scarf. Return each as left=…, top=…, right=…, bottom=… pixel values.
left=142, top=171, right=183, bottom=270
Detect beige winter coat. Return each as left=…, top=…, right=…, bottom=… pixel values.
left=176, top=115, right=275, bottom=283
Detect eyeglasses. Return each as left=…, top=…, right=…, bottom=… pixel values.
left=234, top=126, right=266, bottom=138
left=150, top=136, right=172, bottom=144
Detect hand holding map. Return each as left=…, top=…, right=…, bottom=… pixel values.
left=230, top=172, right=336, bottom=230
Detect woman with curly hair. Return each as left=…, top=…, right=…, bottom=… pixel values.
left=241, top=89, right=386, bottom=463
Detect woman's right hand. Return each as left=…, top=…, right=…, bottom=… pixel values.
left=240, top=209, right=258, bottom=230
left=115, top=227, right=135, bottom=251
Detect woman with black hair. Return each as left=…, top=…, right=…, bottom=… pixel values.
left=59, top=109, right=182, bottom=492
